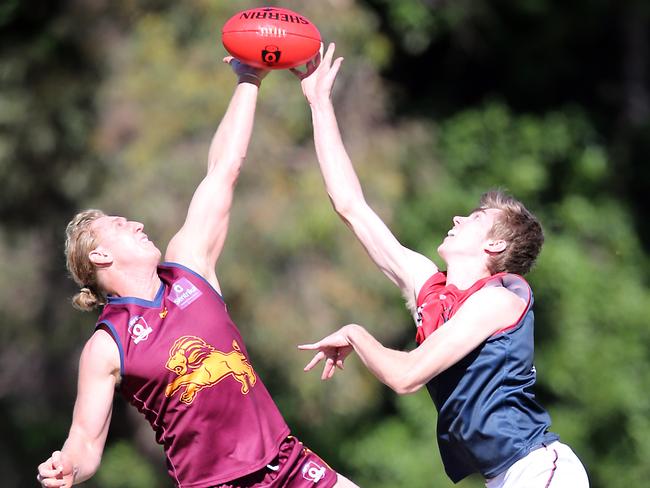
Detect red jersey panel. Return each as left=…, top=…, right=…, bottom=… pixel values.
left=96, top=263, right=290, bottom=488
left=414, top=271, right=509, bottom=344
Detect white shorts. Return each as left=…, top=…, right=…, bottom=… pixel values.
left=485, top=442, right=589, bottom=488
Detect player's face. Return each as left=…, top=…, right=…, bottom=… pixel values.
left=437, top=208, right=502, bottom=261
left=91, top=215, right=161, bottom=265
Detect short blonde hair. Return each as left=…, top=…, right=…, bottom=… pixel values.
left=479, top=191, right=544, bottom=276
left=65, top=209, right=107, bottom=311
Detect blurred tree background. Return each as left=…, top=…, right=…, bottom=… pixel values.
left=1, top=0, right=649, bottom=487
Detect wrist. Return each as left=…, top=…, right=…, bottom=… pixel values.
left=238, top=73, right=262, bottom=87
left=308, top=98, right=334, bottom=112
left=343, top=323, right=363, bottom=344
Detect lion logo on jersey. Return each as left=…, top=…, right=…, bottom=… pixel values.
left=164, top=336, right=256, bottom=404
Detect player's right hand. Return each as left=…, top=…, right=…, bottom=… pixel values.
left=37, top=450, right=74, bottom=487
left=298, top=324, right=355, bottom=380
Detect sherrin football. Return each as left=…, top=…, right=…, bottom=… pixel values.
left=222, top=6, right=321, bottom=70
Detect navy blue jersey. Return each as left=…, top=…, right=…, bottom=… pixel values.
left=416, top=273, right=558, bottom=482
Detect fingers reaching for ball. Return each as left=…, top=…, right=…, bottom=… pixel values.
left=293, top=42, right=344, bottom=104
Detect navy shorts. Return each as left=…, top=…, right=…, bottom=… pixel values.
left=215, top=436, right=338, bottom=488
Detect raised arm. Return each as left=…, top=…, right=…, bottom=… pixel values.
left=294, top=44, right=437, bottom=306
left=165, top=59, right=268, bottom=291
left=37, top=329, right=119, bottom=487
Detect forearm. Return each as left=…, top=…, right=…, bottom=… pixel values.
left=310, top=101, right=366, bottom=214
left=344, top=324, right=422, bottom=394
left=207, top=78, right=259, bottom=172
left=164, top=78, right=261, bottom=269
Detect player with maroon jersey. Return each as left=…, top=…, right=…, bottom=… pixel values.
left=36, top=58, right=357, bottom=488
left=294, top=44, right=589, bottom=487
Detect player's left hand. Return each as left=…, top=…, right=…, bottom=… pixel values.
left=298, top=325, right=355, bottom=380
left=291, top=42, right=343, bottom=107
left=223, top=56, right=269, bottom=86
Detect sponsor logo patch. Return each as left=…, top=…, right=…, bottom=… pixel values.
left=169, top=277, right=202, bottom=309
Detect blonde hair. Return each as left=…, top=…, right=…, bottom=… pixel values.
left=479, top=190, right=544, bottom=276
left=65, top=209, right=107, bottom=311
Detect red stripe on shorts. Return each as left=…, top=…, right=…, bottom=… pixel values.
left=544, top=446, right=559, bottom=488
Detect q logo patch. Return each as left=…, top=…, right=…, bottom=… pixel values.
left=302, top=460, right=326, bottom=483
left=128, top=315, right=152, bottom=344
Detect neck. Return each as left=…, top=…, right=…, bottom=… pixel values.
left=100, top=263, right=162, bottom=300
left=444, top=258, right=492, bottom=290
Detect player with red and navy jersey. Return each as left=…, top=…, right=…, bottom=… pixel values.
left=296, top=43, right=589, bottom=488
left=36, top=56, right=357, bottom=488
left=416, top=272, right=560, bottom=482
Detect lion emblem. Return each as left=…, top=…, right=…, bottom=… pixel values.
left=164, top=335, right=257, bottom=404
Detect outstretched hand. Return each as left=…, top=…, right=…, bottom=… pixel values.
left=37, top=450, right=75, bottom=487
left=291, top=42, right=343, bottom=106
left=298, top=325, right=355, bottom=380
left=223, top=56, right=269, bottom=87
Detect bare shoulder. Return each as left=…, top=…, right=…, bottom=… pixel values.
left=81, top=329, right=121, bottom=377
left=456, top=286, right=527, bottom=332
left=469, top=286, right=527, bottom=309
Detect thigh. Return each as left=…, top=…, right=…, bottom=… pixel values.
left=215, top=437, right=355, bottom=488
left=486, top=442, right=589, bottom=488
left=332, top=473, right=359, bottom=488
left=215, top=437, right=337, bottom=488
left=547, top=442, right=589, bottom=488
left=273, top=438, right=338, bottom=488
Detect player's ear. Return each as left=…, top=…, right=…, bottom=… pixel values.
left=89, top=247, right=113, bottom=267
left=485, top=239, right=507, bottom=254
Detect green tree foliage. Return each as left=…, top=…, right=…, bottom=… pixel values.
left=2, top=1, right=648, bottom=487
left=0, top=2, right=108, bottom=486
left=96, top=442, right=161, bottom=488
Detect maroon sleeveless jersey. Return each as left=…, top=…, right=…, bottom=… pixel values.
left=96, top=262, right=290, bottom=487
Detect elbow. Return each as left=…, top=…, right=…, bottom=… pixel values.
left=208, top=150, right=246, bottom=174
left=392, top=382, right=424, bottom=396
left=228, top=161, right=243, bottom=183
left=387, top=372, right=426, bottom=395
left=330, top=194, right=354, bottom=215
left=330, top=197, right=367, bottom=223
left=208, top=156, right=243, bottom=183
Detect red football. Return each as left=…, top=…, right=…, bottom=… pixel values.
left=222, top=6, right=321, bottom=70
